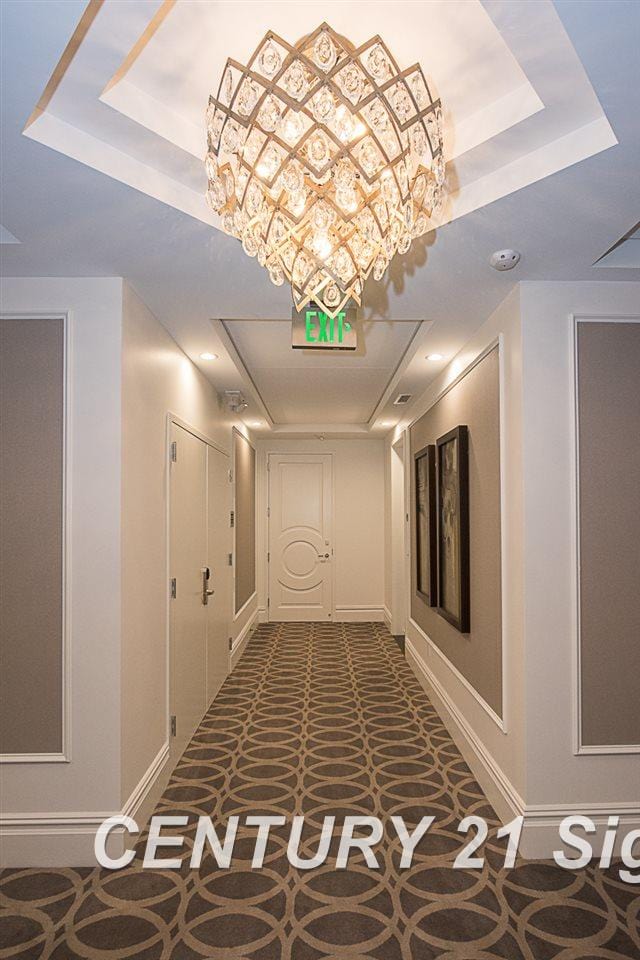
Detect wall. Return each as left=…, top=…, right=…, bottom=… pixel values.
left=519, top=283, right=640, bottom=834
left=402, top=287, right=527, bottom=820
left=256, top=438, right=385, bottom=622
left=402, top=280, right=640, bottom=858
left=575, top=320, right=640, bottom=747
left=1, top=318, right=64, bottom=755
left=0, top=278, right=123, bottom=865
left=233, top=429, right=256, bottom=615
left=121, top=284, right=257, bottom=811
left=409, top=346, right=503, bottom=716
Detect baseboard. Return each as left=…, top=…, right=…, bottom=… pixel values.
left=382, top=605, right=392, bottom=629
left=230, top=608, right=257, bottom=669
left=405, top=638, right=523, bottom=827
left=0, top=741, right=169, bottom=868
left=334, top=605, right=385, bottom=623
left=257, top=605, right=268, bottom=623
left=405, top=638, right=640, bottom=859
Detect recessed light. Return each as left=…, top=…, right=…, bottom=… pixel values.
left=381, top=421, right=395, bottom=428
left=426, top=353, right=444, bottom=361
left=200, top=352, right=219, bottom=361
left=248, top=421, right=262, bottom=428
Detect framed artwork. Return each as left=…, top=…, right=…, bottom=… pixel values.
left=414, top=444, right=437, bottom=605
left=436, top=425, right=470, bottom=633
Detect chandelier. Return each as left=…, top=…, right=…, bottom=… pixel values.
left=205, top=23, right=445, bottom=318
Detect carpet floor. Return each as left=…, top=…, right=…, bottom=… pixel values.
left=1, top=622, right=638, bottom=959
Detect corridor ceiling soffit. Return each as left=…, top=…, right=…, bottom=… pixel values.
left=23, top=0, right=616, bottom=233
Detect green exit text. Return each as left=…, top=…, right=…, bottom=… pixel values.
left=305, top=310, right=352, bottom=345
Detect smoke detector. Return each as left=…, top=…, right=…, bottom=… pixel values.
left=490, top=249, right=521, bottom=271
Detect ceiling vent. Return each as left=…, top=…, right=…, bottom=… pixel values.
left=393, top=393, right=413, bottom=406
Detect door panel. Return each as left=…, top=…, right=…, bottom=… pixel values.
left=207, top=445, right=231, bottom=703
left=169, top=424, right=208, bottom=762
left=268, top=454, right=333, bottom=621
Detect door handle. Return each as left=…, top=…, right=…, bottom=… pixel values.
left=202, top=566, right=215, bottom=605
left=317, top=553, right=330, bottom=561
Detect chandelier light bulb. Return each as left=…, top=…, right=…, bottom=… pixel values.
left=205, top=23, right=445, bottom=318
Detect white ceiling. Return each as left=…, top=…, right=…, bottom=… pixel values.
left=223, top=320, right=422, bottom=424
left=1, top=1, right=639, bottom=436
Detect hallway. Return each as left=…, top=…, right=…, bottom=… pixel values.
left=1, top=623, right=637, bottom=960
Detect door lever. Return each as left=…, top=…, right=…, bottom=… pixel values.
left=317, top=553, right=330, bottom=562
left=202, top=566, right=215, bottom=605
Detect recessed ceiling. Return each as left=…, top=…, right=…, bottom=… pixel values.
left=222, top=319, right=422, bottom=424
left=1, top=1, right=638, bottom=438
left=595, top=223, right=640, bottom=269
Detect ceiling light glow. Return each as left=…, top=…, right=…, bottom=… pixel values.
left=426, top=352, right=444, bottom=361
left=206, top=23, right=445, bottom=319
left=200, top=352, right=219, bottom=360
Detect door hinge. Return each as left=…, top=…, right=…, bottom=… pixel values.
left=267, top=507, right=270, bottom=518
left=267, top=597, right=270, bottom=608
left=267, top=551, right=270, bottom=562
left=227, top=553, right=233, bottom=566
left=170, top=441, right=177, bottom=462
left=170, top=578, right=177, bottom=599
left=230, top=510, right=235, bottom=528
left=170, top=715, right=177, bottom=737
left=228, top=637, right=233, bottom=651
left=228, top=469, right=233, bottom=483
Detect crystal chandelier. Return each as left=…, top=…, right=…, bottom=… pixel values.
left=205, top=23, right=445, bottom=318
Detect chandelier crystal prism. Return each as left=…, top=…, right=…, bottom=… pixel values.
left=205, top=23, right=445, bottom=318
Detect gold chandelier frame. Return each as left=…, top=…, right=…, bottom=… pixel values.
left=206, top=23, right=444, bottom=317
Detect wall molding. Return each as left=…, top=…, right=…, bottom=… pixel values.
left=407, top=618, right=505, bottom=732
left=382, top=605, right=393, bottom=629
left=570, top=314, right=640, bottom=756
left=406, top=637, right=521, bottom=818
left=230, top=608, right=257, bottom=670
left=0, top=740, right=169, bottom=866
left=405, top=637, right=640, bottom=858
left=334, top=605, right=386, bottom=623
left=404, top=338, right=508, bottom=734
left=0, top=312, right=73, bottom=765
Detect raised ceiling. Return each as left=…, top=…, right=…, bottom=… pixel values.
left=2, top=1, right=638, bottom=436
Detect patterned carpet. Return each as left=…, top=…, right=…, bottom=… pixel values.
left=1, top=622, right=638, bottom=959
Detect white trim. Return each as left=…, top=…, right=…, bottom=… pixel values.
left=233, top=590, right=257, bottom=622
left=382, top=605, right=393, bottom=629
left=230, top=609, right=257, bottom=669
left=407, top=615, right=505, bottom=733
left=122, top=741, right=170, bottom=820
left=405, top=637, right=522, bottom=818
left=570, top=314, right=640, bottom=756
left=0, top=312, right=72, bottom=764
left=334, top=605, right=386, bottom=623
left=403, top=339, right=507, bottom=733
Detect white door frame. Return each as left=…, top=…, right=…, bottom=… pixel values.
left=165, top=413, right=229, bottom=745
left=266, top=451, right=335, bottom=622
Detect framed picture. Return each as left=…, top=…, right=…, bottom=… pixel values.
left=436, top=426, right=470, bottom=633
left=414, top=444, right=437, bottom=605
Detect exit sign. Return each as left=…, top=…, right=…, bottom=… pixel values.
left=292, top=304, right=358, bottom=350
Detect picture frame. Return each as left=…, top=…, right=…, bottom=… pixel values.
left=436, top=425, right=470, bottom=633
left=414, top=443, right=437, bottom=605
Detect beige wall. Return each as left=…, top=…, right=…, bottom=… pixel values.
left=0, top=278, right=123, bottom=866
left=520, top=282, right=640, bottom=815
left=410, top=347, right=502, bottom=716
left=1, top=318, right=64, bottom=755
left=256, top=438, right=386, bottom=621
left=121, top=285, right=255, bottom=804
left=234, top=430, right=256, bottom=614
left=577, top=320, right=640, bottom=747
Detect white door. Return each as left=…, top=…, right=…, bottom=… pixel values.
left=206, top=444, right=232, bottom=703
left=268, top=454, right=333, bottom=621
left=169, top=423, right=230, bottom=762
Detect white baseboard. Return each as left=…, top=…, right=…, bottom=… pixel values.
left=382, top=605, right=393, bottom=630
left=334, top=605, right=385, bottom=623
left=0, top=741, right=169, bottom=868
left=257, top=605, right=268, bottom=623
left=405, top=638, right=640, bottom=859
left=230, top=608, right=257, bottom=669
